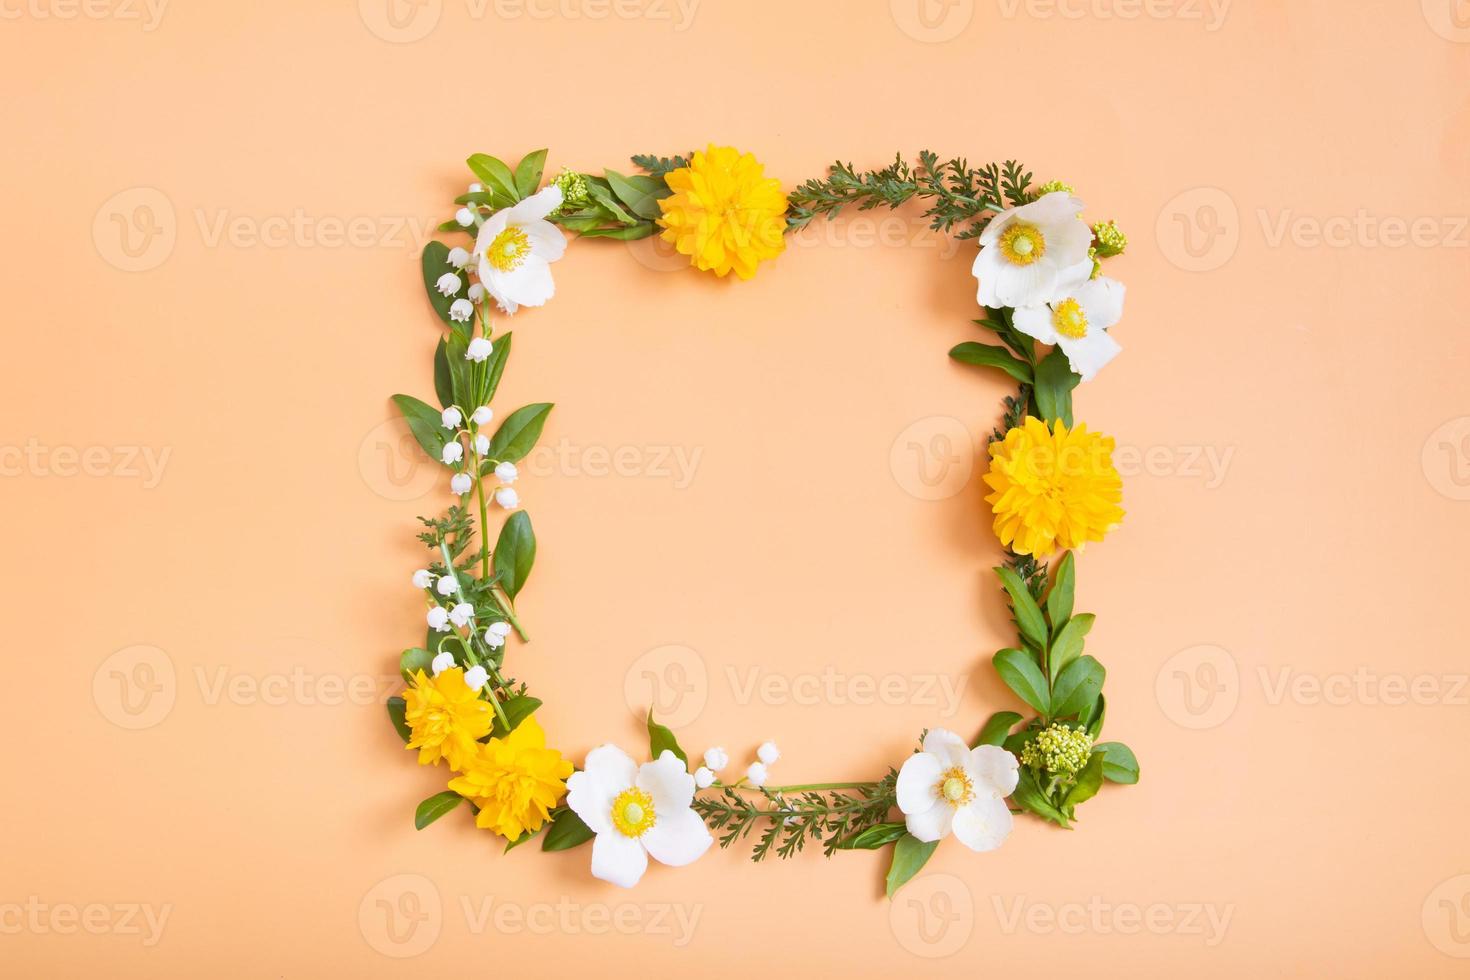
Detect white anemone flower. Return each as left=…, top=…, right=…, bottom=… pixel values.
left=474, top=186, right=567, bottom=315
left=1011, top=276, right=1125, bottom=382
left=971, top=191, right=1093, bottom=309
left=896, top=728, right=1019, bottom=852
left=566, top=747, right=713, bottom=888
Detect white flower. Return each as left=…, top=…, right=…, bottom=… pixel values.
left=446, top=246, right=471, bottom=269
left=412, top=569, right=433, bottom=590
left=495, top=487, right=519, bottom=509
left=450, top=472, right=472, bottom=496
left=468, top=183, right=483, bottom=193
left=430, top=650, right=455, bottom=675
left=474, top=434, right=490, bottom=457
left=703, top=747, right=729, bottom=772
left=449, top=602, right=475, bottom=627
left=466, top=337, right=493, bottom=362
left=1011, top=276, right=1125, bottom=382
left=494, top=461, right=518, bottom=484
left=488, top=621, right=512, bottom=638
left=435, top=272, right=461, bottom=297
left=463, top=665, right=488, bottom=690
left=474, top=186, right=567, bottom=315
left=566, top=746, right=713, bottom=888
left=484, top=628, right=505, bottom=649
left=472, top=405, right=493, bottom=426
left=468, top=283, right=486, bottom=302
left=441, top=406, right=463, bottom=430
left=435, top=574, right=458, bottom=597
left=449, top=298, right=474, bottom=323
left=441, top=441, right=463, bottom=465
left=745, top=762, right=768, bottom=787
left=455, top=207, right=475, bottom=227
left=757, top=741, right=780, bottom=765
left=971, top=191, right=1093, bottom=309
left=426, top=606, right=450, bottom=632
left=694, top=766, right=715, bottom=789
left=896, top=728, right=1019, bottom=853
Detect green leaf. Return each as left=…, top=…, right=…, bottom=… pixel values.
left=1012, top=768, right=1070, bottom=827
left=482, top=332, right=511, bottom=404
left=504, top=825, right=543, bottom=852
left=1046, top=551, right=1075, bottom=632
left=486, top=403, right=553, bottom=463
left=1096, top=742, right=1139, bottom=784
left=1033, top=347, right=1080, bottom=427
left=604, top=169, right=669, bottom=221
left=391, top=394, right=450, bottom=463
left=414, top=791, right=463, bottom=830
left=646, top=710, right=688, bottom=767
left=421, top=242, right=464, bottom=328
left=836, top=822, right=908, bottom=850
left=996, top=566, right=1048, bottom=654
left=386, top=696, right=410, bottom=743
left=493, top=511, right=536, bottom=600
left=399, top=647, right=435, bottom=681
left=1047, top=613, right=1095, bottom=678
left=885, top=834, right=938, bottom=899
left=467, top=153, right=520, bottom=204
left=578, top=222, right=658, bottom=241
left=433, top=338, right=454, bottom=409
left=1051, top=656, right=1106, bottom=720
left=975, top=711, right=1024, bottom=747
left=542, top=807, right=595, bottom=851
left=1062, top=751, right=1106, bottom=809
left=489, top=694, right=542, bottom=739
left=993, top=649, right=1050, bottom=715
left=514, top=149, right=548, bottom=198
left=948, top=342, right=1033, bottom=385
left=586, top=181, right=639, bottom=225
left=1084, top=693, right=1107, bottom=739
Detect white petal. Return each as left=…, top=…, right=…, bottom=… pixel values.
left=1011, top=304, right=1061, bottom=345
left=506, top=185, right=564, bottom=224
left=641, top=806, right=712, bottom=867
left=921, top=728, right=970, bottom=767
left=972, top=245, right=1007, bottom=307
left=978, top=208, right=1020, bottom=247
left=590, top=831, right=648, bottom=888
left=1058, top=329, right=1121, bottom=383
left=496, top=255, right=555, bottom=309
left=896, top=752, right=943, bottom=814
left=966, top=745, right=1020, bottom=799
left=566, top=744, right=637, bottom=834
left=1076, top=276, right=1125, bottom=330
left=522, top=218, right=567, bottom=262
left=1053, top=254, right=1096, bottom=295
left=474, top=210, right=509, bottom=254
left=951, top=797, right=1014, bottom=853
left=994, top=260, right=1058, bottom=309
left=637, top=751, right=695, bottom=814
left=904, top=800, right=954, bottom=842
left=1024, top=191, right=1086, bottom=224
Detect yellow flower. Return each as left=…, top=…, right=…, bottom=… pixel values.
left=402, top=667, right=493, bottom=770
left=983, top=417, right=1124, bottom=557
left=656, top=144, right=787, bottom=280
left=448, top=715, right=574, bottom=840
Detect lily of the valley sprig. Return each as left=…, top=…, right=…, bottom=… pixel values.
left=384, top=147, right=1140, bottom=897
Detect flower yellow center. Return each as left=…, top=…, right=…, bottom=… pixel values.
left=1052, top=298, right=1088, bottom=339
left=937, top=766, right=974, bottom=808
left=486, top=226, right=531, bottom=272
left=999, top=221, right=1046, bottom=266
left=610, top=787, right=656, bottom=838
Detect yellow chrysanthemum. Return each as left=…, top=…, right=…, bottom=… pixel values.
left=656, top=144, right=787, bottom=280
left=983, top=417, right=1124, bottom=558
left=447, top=715, right=574, bottom=840
left=402, top=667, right=493, bottom=770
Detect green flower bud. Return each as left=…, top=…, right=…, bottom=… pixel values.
left=1032, top=179, right=1074, bottom=199
left=1092, top=219, right=1127, bottom=258
left=552, top=168, right=590, bottom=210
left=1020, top=724, right=1094, bottom=777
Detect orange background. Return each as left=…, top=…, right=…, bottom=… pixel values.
left=5, top=0, right=1470, bottom=975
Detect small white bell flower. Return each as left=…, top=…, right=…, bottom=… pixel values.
left=430, top=650, right=455, bottom=675
left=494, top=461, right=518, bottom=484
left=426, top=606, right=450, bottom=632
left=468, top=183, right=483, bottom=193
left=703, top=747, right=729, bottom=772
left=455, top=207, right=474, bottom=227
left=435, top=272, right=461, bottom=297
left=745, top=762, right=769, bottom=787
left=474, top=434, right=490, bottom=457
left=449, top=298, right=474, bottom=323
left=472, top=406, right=493, bottom=426
left=758, top=741, right=781, bottom=766
left=468, top=283, right=486, bottom=302
left=441, top=406, right=463, bottom=430
left=494, top=486, right=519, bottom=509
left=435, top=574, right=458, bottom=597
left=449, top=602, right=475, bottom=628
left=450, top=472, right=472, bottom=496
left=694, top=766, right=716, bottom=789
left=463, top=665, right=488, bottom=690
left=446, top=246, right=471, bottom=269
left=441, top=441, right=463, bottom=465
left=412, top=569, right=433, bottom=590
left=488, top=621, right=512, bottom=637
left=465, top=337, right=493, bottom=362
left=484, top=628, right=505, bottom=649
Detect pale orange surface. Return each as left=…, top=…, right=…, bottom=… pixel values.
left=4, top=1, right=1470, bottom=975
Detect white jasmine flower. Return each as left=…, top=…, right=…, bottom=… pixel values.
left=494, top=461, right=518, bottom=483
left=449, top=602, right=475, bottom=628
left=703, top=747, right=729, bottom=772
left=441, top=406, right=463, bottom=430
left=757, top=741, right=780, bottom=766
left=450, top=472, right=472, bottom=496
left=1010, top=276, right=1125, bottom=382
left=474, top=186, right=567, bottom=315
left=474, top=434, right=490, bottom=457
left=494, top=486, right=519, bottom=509
left=449, top=298, right=474, bottom=323
left=896, top=728, right=1019, bottom=853
left=971, top=191, right=1093, bottom=309
left=455, top=207, right=475, bottom=227
left=441, top=441, right=463, bottom=465
left=426, top=606, right=450, bottom=632
left=468, top=283, right=486, bottom=302
left=435, top=272, right=461, bottom=297
left=465, top=337, right=493, bottom=362
left=435, top=574, right=458, bottom=597
left=430, top=650, right=455, bottom=675
left=745, top=762, right=768, bottom=787
left=446, top=246, right=471, bottom=269
left=566, top=746, right=714, bottom=888
left=463, top=665, right=488, bottom=690
left=412, top=569, right=433, bottom=590
left=472, top=405, right=493, bottom=426
left=694, top=766, right=715, bottom=789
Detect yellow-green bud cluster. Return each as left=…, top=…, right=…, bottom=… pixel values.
left=1091, top=220, right=1128, bottom=257
left=1033, top=179, right=1074, bottom=198
left=1020, top=724, right=1094, bottom=777
left=552, top=168, right=591, bottom=210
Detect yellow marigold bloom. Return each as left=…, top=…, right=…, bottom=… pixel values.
left=984, top=417, right=1124, bottom=557
left=402, top=667, right=493, bottom=770
left=448, top=715, right=574, bottom=840
left=656, top=144, right=787, bottom=280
